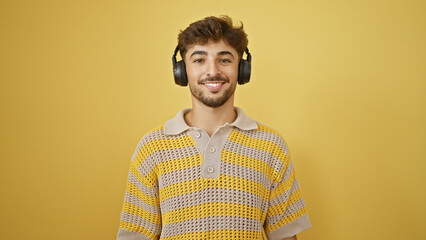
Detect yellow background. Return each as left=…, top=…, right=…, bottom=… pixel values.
left=1, top=0, right=425, bottom=239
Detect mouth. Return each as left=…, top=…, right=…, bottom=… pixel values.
left=202, top=81, right=226, bottom=90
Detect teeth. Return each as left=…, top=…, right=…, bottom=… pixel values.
left=205, top=83, right=222, bottom=87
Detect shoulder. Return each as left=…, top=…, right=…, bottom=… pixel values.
left=131, top=125, right=166, bottom=160
left=239, top=122, right=290, bottom=156
left=136, top=125, right=166, bottom=146
left=232, top=122, right=292, bottom=181
left=131, top=125, right=194, bottom=160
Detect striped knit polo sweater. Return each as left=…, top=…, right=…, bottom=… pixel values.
left=117, top=108, right=311, bottom=240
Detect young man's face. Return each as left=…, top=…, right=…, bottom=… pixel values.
left=184, top=39, right=239, bottom=108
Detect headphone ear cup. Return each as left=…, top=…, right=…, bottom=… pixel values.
left=238, top=59, right=251, bottom=85
left=174, top=60, right=188, bottom=86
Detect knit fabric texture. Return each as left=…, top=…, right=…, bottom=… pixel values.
left=117, top=110, right=310, bottom=240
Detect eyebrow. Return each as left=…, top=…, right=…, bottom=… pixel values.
left=217, top=51, right=235, bottom=59
left=190, top=51, right=207, bottom=58
left=189, top=50, right=235, bottom=59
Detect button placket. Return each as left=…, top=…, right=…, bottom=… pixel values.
left=204, top=143, right=216, bottom=177
left=203, top=131, right=223, bottom=178
left=189, top=129, right=207, bottom=155
left=189, top=126, right=233, bottom=179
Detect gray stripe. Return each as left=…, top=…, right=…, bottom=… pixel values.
left=127, top=171, right=157, bottom=197
left=269, top=179, right=300, bottom=207
left=135, top=154, right=156, bottom=179
left=124, top=192, right=160, bottom=214
left=220, top=161, right=273, bottom=190
left=137, top=146, right=200, bottom=179
left=222, top=141, right=284, bottom=174
left=266, top=198, right=307, bottom=226
left=117, top=228, right=152, bottom=240
left=132, top=129, right=197, bottom=171
left=160, top=188, right=267, bottom=214
left=281, top=159, right=295, bottom=184
left=270, top=160, right=295, bottom=191
left=160, top=216, right=263, bottom=237
left=152, top=145, right=199, bottom=164
left=119, top=212, right=161, bottom=234
left=131, top=129, right=165, bottom=161
left=234, top=127, right=289, bottom=155
left=266, top=214, right=311, bottom=240
left=281, top=198, right=306, bottom=219
left=158, top=165, right=202, bottom=189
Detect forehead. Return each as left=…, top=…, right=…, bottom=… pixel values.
left=185, top=39, right=238, bottom=58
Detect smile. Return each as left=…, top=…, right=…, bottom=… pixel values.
left=203, top=82, right=225, bottom=90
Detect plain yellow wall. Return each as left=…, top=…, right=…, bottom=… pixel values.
left=1, top=0, right=425, bottom=239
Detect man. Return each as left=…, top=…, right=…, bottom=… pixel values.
left=117, top=16, right=311, bottom=240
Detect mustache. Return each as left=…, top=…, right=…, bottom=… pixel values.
left=198, top=76, right=230, bottom=84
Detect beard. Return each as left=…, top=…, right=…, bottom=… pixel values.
left=189, top=76, right=236, bottom=108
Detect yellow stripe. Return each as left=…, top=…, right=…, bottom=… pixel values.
left=119, top=220, right=158, bottom=239
left=162, top=202, right=264, bottom=224
left=157, top=154, right=203, bottom=176
left=130, top=135, right=197, bottom=187
left=269, top=170, right=296, bottom=200
left=125, top=181, right=159, bottom=206
left=133, top=135, right=196, bottom=167
left=160, top=229, right=262, bottom=240
left=160, top=231, right=207, bottom=240
left=221, top=150, right=278, bottom=182
left=228, top=130, right=289, bottom=167
left=122, top=202, right=161, bottom=225
left=159, top=175, right=269, bottom=202
left=265, top=207, right=308, bottom=233
left=267, top=188, right=303, bottom=215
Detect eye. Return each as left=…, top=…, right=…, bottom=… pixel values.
left=220, top=58, right=232, bottom=63
left=193, top=58, right=205, bottom=63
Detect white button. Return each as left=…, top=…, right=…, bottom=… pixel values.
left=207, top=167, right=214, bottom=173
left=195, top=132, right=201, bottom=138
left=209, top=147, right=216, bottom=152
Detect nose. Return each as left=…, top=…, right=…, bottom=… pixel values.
left=206, top=61, right=221, bottom=76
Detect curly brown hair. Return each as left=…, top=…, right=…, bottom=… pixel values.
left=177, top=15, right=248, bottom=59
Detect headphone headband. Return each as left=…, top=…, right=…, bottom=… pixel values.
left=172, top=46, right=179, bottom=65
left=245, top=48, right=252, bottom=63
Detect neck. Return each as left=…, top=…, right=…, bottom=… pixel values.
left=184, top=96, right=237, bottom=137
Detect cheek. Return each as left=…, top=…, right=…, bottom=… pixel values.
left=227, top=66, right=239, bottom=80
left=186, top=65, right=202, bottom=80
left=230, top=63, right=239, bottom=74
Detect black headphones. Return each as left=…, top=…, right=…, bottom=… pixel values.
left=172, top=46, right=252, bottom=86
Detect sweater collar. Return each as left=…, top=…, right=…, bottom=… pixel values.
left=164, top=107, right=258, bottom=136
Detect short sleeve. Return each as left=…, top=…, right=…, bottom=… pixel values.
left=264, top=150, right=311, bottom=239
left=117, top=140, right=162, bottom=240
